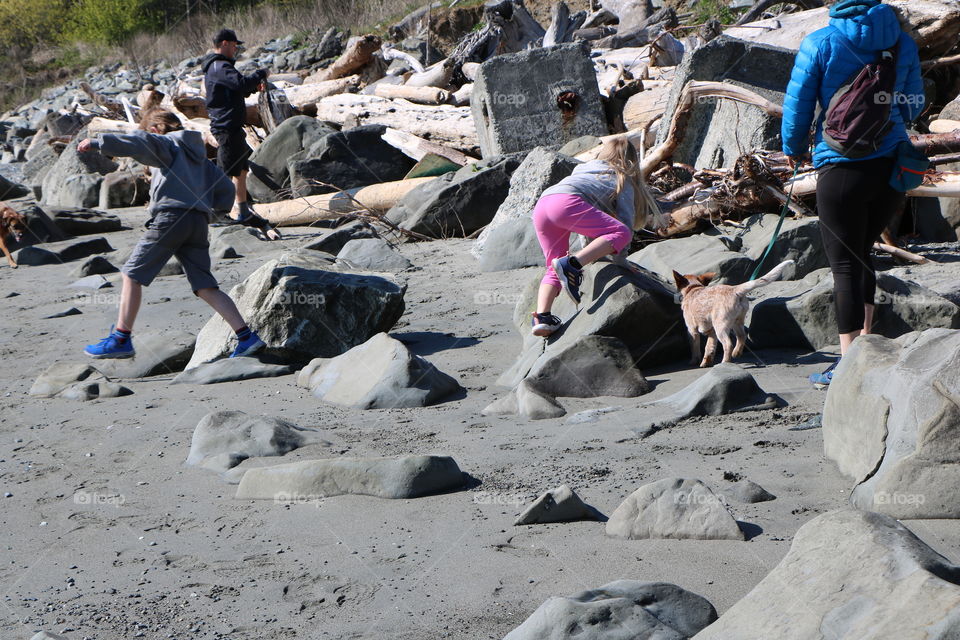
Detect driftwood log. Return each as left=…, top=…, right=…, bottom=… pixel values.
left=80, top=82, right=125, bottom=119
left=136, top=85, right=164, bottom=112
left=380, top=128, right=476, bottom=166
left=641, top=80, right=784, bottom=177
left=315, top=93, right=477, bottom=153
left=256, top=177, right=434, bottom=226
left=283, top=76, right=359, bottom=107
left=543, top=2, right=587, bottom=47
left=734, top=0, right=824, bottom=26
left=307, top=35, right=381, bottom=83
left=373, top=84, right=450, bottom=105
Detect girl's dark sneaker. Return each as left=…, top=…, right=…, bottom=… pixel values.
left=552, top=256, right=583, bottom=304
left=531, top=312, right=562, bottom=337
left=809, top=359, right=839, bottom=389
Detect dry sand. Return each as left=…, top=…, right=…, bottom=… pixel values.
left=2, top=204, right=959, bottom=639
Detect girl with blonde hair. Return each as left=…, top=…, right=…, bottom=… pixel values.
left=529, top=136, right=662, bottom=337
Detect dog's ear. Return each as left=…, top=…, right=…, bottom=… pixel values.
left=672, top=270, right=688, bottom=290
left=697, top=272, right=717, bottom=286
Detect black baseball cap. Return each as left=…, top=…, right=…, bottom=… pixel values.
left=213, top=29, right=243, bottom=46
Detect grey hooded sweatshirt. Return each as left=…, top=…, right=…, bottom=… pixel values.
left=90, top=129, right=235, bottom=216
left=540, top=159, right=635, bottom=231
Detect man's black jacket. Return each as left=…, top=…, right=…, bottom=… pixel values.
left=201, top=53, right=265, bottom=133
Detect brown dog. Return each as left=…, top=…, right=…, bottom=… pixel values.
left=0, top=205, right=27, bottom=268
left=673, top=260, right=794, bottom=367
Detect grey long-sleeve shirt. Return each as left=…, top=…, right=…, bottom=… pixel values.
left=90, top=129, right=235, bottom=216
left=540, top=159, right=635, bottom=230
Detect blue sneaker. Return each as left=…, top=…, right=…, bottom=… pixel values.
left=552, top=256, right=583, bottom=305
left=231, top=331, right=265, bottom=358
left=809, top=360, right=839, bottom=388
left=85, top=328, right=134, bottom=359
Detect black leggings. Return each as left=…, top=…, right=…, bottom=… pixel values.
left=816, top=156, right=905, bottom=335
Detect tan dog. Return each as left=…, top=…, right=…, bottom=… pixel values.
left=673, top=260, right=794, bottom=367
left=0, top=205, right=27, bottom=268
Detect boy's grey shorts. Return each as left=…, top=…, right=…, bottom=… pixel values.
left=122, top=209, right=218, bottom=294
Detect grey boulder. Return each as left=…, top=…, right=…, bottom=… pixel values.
left=235, top=454, right=464, bottom=500
left=727, top=479, right=776, bottom=504
left=501, top=263, right=685, bottom=389
left=302, top=220, right=379, bottom=255
left=473, top=146, right=578, bottom=265
left=823, top=329, right=960, bottom=517
left=186, top=251, right=406, bottom=368
left=606, top=478, right=745, bottom=541
left=629, top=234, right=755, bottom=285
left=209, top=225, right=275, bottom=259
left=385, top=154, right=522, bottom=239
left=737, top=213, right=827, bottom=279
left=525, top=335, right=650, bottom=398
left=289, top=124, right=415, bottom=197
left=748, top=269, right=960, bottom=350
left=41, top=132, right=118, bottom=207
left=477, top=216, right=542, bottom=272
left=28, top=363, right=132, bottom=401
left=336, top=237, right=412, bottom=271
left=482, top=379, right=567, bottom=421
left=0, top=172, right=29, bottom=199
left=692, top=509, right=960, bottom=639
left=504, top=580, right=717, bottom=640
left=186, top=410, right=329, bottom=473
left=94, top=330, right=195, bottom=378
left=632, top=363, right=776, bottom=437
left=71, top=255, right=118, bottom=277
left=304, top=332, right=462, bottom=409
left=48, top=207, right=122, bottom=236
left=247, top=115, right=336, bottom=202
left=514, top=484, right=603, bottom=525
left=656, top=36, right=794, bottom=169
left=69, top=274, right=112, bottom=289
left=14, top=236, right=113, bottom=266
left=173, top=357, right=293, bottom=385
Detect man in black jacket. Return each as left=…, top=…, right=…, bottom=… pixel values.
left=201, top=29, right=268, bottom=224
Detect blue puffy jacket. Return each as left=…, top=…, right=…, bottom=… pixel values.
left=781, top=0, right=924, bottom=168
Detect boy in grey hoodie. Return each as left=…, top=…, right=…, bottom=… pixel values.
left=77, top=109, right=265, bottom=359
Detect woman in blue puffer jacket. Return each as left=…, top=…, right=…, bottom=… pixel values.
left=781, top=0, right=924, bottom=387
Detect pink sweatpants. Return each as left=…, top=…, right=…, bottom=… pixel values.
left=532, top=193, right=631, bottom=289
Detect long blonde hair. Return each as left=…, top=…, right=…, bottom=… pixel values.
left=596, top=136, right=664, bottom=231
left=139, top=108, right=184, bottom=135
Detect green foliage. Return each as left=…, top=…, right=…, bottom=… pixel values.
left=692, top=0, right=737, bottom=26
left=0, top=0, right=68, bottom=49
left=66, top=0, right=160, bottom=46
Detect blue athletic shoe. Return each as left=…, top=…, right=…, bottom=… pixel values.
left=231, top=331, right=265, bottom=358
left=809, top=360, right=839, bottom=388
left=552, top=256, right=583, bottom=305
left=85, top=328, right=134, bottom=359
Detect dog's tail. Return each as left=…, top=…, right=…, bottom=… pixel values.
left=734, top=259, right=795, bottom=295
